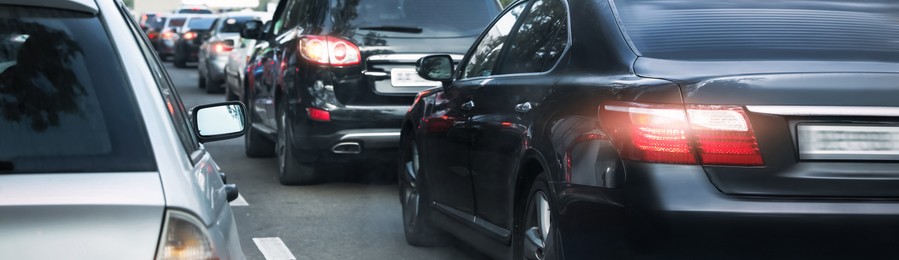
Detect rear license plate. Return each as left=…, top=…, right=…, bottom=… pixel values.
left=798, top=125, right=899, bottom=160
left=390, top=68, right=442, bottom=88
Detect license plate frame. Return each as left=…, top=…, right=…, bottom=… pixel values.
left=797, top=124, right=899, bottom=161
left=390, top=68, right=442, bottom=88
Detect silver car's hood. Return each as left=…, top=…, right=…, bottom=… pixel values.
left=0, top=172, right=165, bottom=259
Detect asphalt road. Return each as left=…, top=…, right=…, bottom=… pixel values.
left=165, top=63, right=484, bottom=260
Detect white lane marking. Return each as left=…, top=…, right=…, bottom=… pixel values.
left=253, top=237, right=296, bottom=260
left=229, top=194, right=249, bottom=206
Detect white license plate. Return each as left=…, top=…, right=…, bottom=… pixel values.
left=798, top=125, right=899, bottom=160
left=390, top=68, right=442, bottom=88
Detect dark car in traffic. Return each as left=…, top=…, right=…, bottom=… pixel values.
left=173, top=16, right=216, bottom=67
left=239, top=0, right=502, bottom=184
left=401, top=0, right=899, bottom=259
left=198, top=12, right=269, bottom=94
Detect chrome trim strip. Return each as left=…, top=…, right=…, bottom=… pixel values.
left=340, top=132, right=401, bottom=140
left=368, top=54, right=464, bottom=63
left=746, top=106, right=899, bottom=117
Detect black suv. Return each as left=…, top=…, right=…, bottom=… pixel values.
left=239, top=0, right=501, bottom=184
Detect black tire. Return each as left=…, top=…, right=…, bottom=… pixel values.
left=276, top=101, right=318, bottom=185
left=399, top=133, right=450, bottom=246
left=244, top=100, right=275, bottom=158
left=225, top=83, right=239, bottom=101
left=206, top=79, right=221, bottom=94
left=515, top=173, right=559, bottom=260
left=173, top=51, right=187, bottom=68
left=198, top=73, right=207, bottom=89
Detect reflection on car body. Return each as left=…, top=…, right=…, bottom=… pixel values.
left=0, top=0, right=246, bottom=259
left=401, top=0, right=899, bottom=259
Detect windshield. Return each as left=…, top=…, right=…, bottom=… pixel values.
left=330, top=0, right=500, bottom=38
left=187, top=18, right=215, bottom=30
left=0, top=5, right=155, bottom=173
left=220, top=16, right=257, bottom=33
left=167, top=18, right=186, bottom=29
left=613, top=0, right=899, bottom=61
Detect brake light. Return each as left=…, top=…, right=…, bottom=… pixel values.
left=298, top=36, right=360, bottom=66
left=213, top=42, right=234, bottom=53
left=148, top=32, right=158, bottom=40
left=183, top=31, right=197, bottom=40
left=162, top=31, right=175, bottom=40
left=599, top=102, right=763, bottom=166
left=306, top=107, right=331, bottom=122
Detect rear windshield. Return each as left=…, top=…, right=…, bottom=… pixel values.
left=178, top=9, right=214, bottom=14
left=148, top=17, right=167, bottom=30
left=187, top=18, right=215, bottom=30
left=613, top=0, right=899, bottom=61
left=220, top=16, right=256, bottom=33
left=167, top=18, right=186, bottom=29
left=330, top=0, right=500, bottom=38
left=0, top=6, right=156, bottom=173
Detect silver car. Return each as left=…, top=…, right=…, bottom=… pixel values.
left=0, top=0, right=246, bottom=259
left=198, top=12, right=269, bottom=94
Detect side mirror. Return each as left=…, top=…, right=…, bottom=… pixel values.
left=416, top=55, right=454, bottom=87
left=240, top=20, right=264, bottom=40
left=190, top=101, right=248, bottom=143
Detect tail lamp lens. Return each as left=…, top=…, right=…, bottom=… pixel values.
left=299, top=36, right=360, bottom=66
left=599, top=102, right=763, bottom=166
left=306, top=107, right=331, bottom=122
left=183, top=32, right=196, bottom=40
left=156, top=211, right=219, bottom=260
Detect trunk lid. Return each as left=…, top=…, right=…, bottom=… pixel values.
left=636, top=58, right=899, bottom=197
left=0, top=172, right=165, bottom=258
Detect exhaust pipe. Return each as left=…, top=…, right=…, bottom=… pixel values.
left=332, top=142, right=362, bottom=154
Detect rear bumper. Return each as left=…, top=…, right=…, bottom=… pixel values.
left=286, top=104, right=406, bottom=164
left=554, top=163, right=899, bottom=259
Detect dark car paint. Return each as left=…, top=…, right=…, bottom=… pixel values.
left=403, top=0, right=899, bottom=259
left=246, top=0, right=500, bottom=167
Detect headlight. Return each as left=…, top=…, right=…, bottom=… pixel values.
left=156, top=210, right=219, bottom=260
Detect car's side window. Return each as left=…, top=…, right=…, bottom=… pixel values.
left=275, top=0, right=299, bottom=35
left=461, top=2, right=528, bottom=79
left=496, top=0, right=569, bottom=75
left=117, top=2, right=201, bottom=158
left=209, top=18, right=221, bottom=37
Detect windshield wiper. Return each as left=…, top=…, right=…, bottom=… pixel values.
left=0, top=161, right=12, bottom=172
left=357, top=25, right=423, bottom=34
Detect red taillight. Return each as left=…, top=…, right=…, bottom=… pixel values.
left=306, top=107, right=331, bottom=122
left=599, top=101, right=763, bottom=166
left=148, top=32, right=158, bottom=40
left=214, top=42, right=234, bottom=53
left=298, top=36, right=360, bottom=66
left=183, top=31, right=197, bottom=40
left=162, top=31, right=174, bottom=40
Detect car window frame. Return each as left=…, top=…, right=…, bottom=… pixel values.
left=493, top=0, right=571, bottom=76
left=115, top=1, right=204, bottom=163
left=457, top=0, right=532, bottom=81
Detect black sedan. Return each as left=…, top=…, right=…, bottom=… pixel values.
left=172, top=16, right=215, bottom=68
left=400, top=0, right=899, bottom=259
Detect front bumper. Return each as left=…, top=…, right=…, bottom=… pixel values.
left=554, top=163, right=899, bottom=259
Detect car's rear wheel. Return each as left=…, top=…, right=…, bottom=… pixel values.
left=198, top=72, right=207, bottom=89
left=173, top=49, right=187, bottom=68
left=517, top=173, right=556, bottom=260
left=399, top=134, right=449, bottom=246
left=276, top=100, right=318, bottom=185
left=244, top=98, right=275, bottom=158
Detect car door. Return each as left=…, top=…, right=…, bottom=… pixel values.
left=468, top=0, right=570, bottom=236
left=424, top=2, right=529, bottom=222
left=254, top=0, right=294, bottom=130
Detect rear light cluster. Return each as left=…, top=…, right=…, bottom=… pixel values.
left=298, top=36, right=360, bottom=66
left=213, top=42, right=234, bottom=53
left=599, top=101, right=764, bottom=166
left=182, top=31, right=197, bottom=40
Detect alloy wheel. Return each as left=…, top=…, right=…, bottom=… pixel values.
left=524, top=191, right=551, bottom=260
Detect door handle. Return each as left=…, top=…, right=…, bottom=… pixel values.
left=462, top=100, right=476, bottom=111
left=515, top=102, right=533, bottom=113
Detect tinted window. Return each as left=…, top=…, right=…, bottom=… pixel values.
left=462, top=3, right=527, bottom=79
left=168, top=18, right=186, bottom=29
left=187, top=18, right=215, bottom=30
left=148, top=17, right=167, bottom=30
left=614, top=0, right=899, bottom=61
left=178, top=9, right=214, bottom=14
left=0, top=6, right=155, bottom=173
left=330, top=0, right=501, bottom=38
left=220, top=16, right=257, bottom=33
left=497, top=0, right=568, bottom=74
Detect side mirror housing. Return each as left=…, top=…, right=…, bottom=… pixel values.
left=190, top=101, right=248, bottom=143
left=240, top=20, right=264, bottom=40
left=416, top=55, right=454, bottom=88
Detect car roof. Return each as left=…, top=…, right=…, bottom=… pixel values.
left=0, top=0, right=98, bottom=14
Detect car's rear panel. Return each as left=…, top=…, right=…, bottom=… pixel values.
left=0, top=173, right=165, bottom=259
